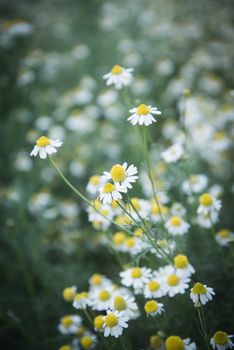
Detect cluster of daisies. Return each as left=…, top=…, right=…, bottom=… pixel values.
left=57, top=267, right=233, bottom=350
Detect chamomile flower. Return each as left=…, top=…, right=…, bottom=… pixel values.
left=73, top=292, right=91, bottom=310
left=150, top=203, right=169, bottom=223
left=161, top=144, right=184, bottom=163
left=86, top=175, right=102, bottom=196
left=103, top=64, right=133, bottom=89
left=98, top=183, right=124, bottom=204
left=173, top=254, right=195, bottom=277
left=197, top=193, right=222, bottom=215
left=165, top=216, right=190, bottom=235
left=160, top=265, right=190, bottom=297
left=190, top=282, right=215, bottom=306
left=128, top=104, right=161, bottom=126
left=144, top=300, right=164, bottom=317
left=94, top=315, right=105, bottom=332
left=165, top=336, right=197, bottom=350
left=128, top=197, right=151, bottom=220
left=103, top=310, right=128, bottom=338
left=102, top=163, right=138, bottom=191
left=58, top=315, right=82, bottom=334
left=120, top=267, right=152, bottom=294
left=63, top=286, right=77, bottom=302
left=91, top=285, right=115, bottom=311
left=210, top=331, right=234, bottom=350
left=87, top=200, right=114, bottom=230
left=89, top=273, right=112, bottom=291
left=112, top=294, right=138, bottom=319
left=182, top=175, right=208, bottom=195
left=215, top=229, right=234, bottom=246
left=80, top=333, right=97, bottom=349
left=123, top=236, right=146, bottom=256
left=196, top=211, right=219, bottom=229
left=149, top=335, right=164, bottom=350
left=144, top=273, right=166, bottom=299
left=112, top=232, right=126, bottom=252
left=30, top=136, right=62, bottom=159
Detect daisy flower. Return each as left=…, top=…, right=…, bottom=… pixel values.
left=94, top=315, right=105, bottom=332
left=30, top=136, right=62, bottom=159
left=103, top=310, right=128, bottom=338
left=89, top=273, right=112, bottom=291
left=98, top=183, right=124, bottom=204
left=182, top=174, right=208, bottom=195
left=215, top=229, right=234, bottom=246
left=128, top=197, right=151, bottom=220
left=160, top=265, right=190, bottom=297
left=63, top=286, right=77, bottom=302
left=173, top=254, right=195, bottom=277
left=150, top=203, right=169, bottom=223
left=91, top=285, right=115, bottom=311
left=80, top=333, right=97, bottom=349
left=120, top=267, right=152, bottom=294
left=144, top=273, right=166, bottom=299
left=102, top=163, right=138, bottom=191
left=112, top=232, right=126, bottom=252
left=103, top=64, right=133, bottom=89
left=144, top=300, right=164, bottom=317
left=165, top=336, right=197, bottom=350
left=165, top=216, right=190, bottom=235
left=73, top=292, right=91, bottom=310
left=196, top=211, right=219, bottom=229
left=128, top=103, right=161, bottom=126
left=58, top=315, right=82, bottom=334
left=161, top=144, right=184, bottom=163
left=197, top=193, right=222, bottom=215
left=86, top=175, right=102, bottom=196
left=190, top=282, right=215, bottom=306
left=210, top=331, right=234, bottom=350
left=150, top=335, right=164, bottom=350
left=123, top=236, right=146, bottom=256
left=112, top=294, right=138, bottom=319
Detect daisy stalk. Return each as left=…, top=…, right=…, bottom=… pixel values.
left=142, top=126, right=164, bottom=223
left=196, top=306, right=210, bottom=350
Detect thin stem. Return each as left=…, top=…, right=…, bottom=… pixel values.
left=197, top=307, right=210, bottom=350
left=48, top=157, right=133, bottom=236
left=142, top=127, right=164, bottom=223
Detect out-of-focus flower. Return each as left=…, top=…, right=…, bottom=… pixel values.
left=161, top=144, right=184, bottom=163
left=165, top=216, right=190, bottom=235
left=215, top=229, right=234, bottom=247
left=144, top=300, right=164, bottom=317
left=173, top=254, right=195, bottom=277
left=63, top=286, right=77, bottom=302
left=30, top=136, right=62, bottom=159
left=165, top=336, right=197, bottom=350
left=103, top=64, right=133, bottom=89
left=128, top=104, right=161, bottom=126
left=197, top=193, right=222, bottom=216
left=210, top=331, right=234, bottom=350
left=58, top=315, right=82, bottom=334
left=120, top=267, right=152, bottom=294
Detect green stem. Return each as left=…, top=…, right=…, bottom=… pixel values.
left=142, top=127, right=164, bottom=224
left=197, top=307, right=210, bottom=350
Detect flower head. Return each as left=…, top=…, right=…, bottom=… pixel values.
left=102, top=163, right=138, bottom=192
left=98, top=183, right=123, bottom=204
left=210, top=330, right=234, bottom=350
left=30, top=136, right=62, bottom=159
left=103, top=64, right=133, bottom=89
left=165, top=216, right=190, bottom=235
left=190, top=282, right=215, bottom=306
left=103, top=310, right=128, bottom=338
left=144, top=300, right=164, bottom=317
left=128, top=104, right=161, bottom=126
left=165, top=336, right=197, bottom=350
left=161, top=144, right=184, bottom=163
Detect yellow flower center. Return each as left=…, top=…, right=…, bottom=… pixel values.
left=75, top=292, right=89, bottom=300
left=80, top=336, right=93, bottom=349
left=59, top=345, right=72, bottom=350
left=214, top=131, right=225, bottom=140
left=90, top=175, right=100, bottom=185
left=76, top=326, right=85, bottom=337
left=125, top=238, right=136, bottom=248
left=134, top=228, right=143, bottom=237
left=131, top=267, right=142, bottom=278
left=136, top=104, right=150, bottom=115
left=36, top=136, right=51, bottom=147
left=157, top=239, right=168, bottom=248
left=92, top=200, right=102, bottom=210
left=167, top=274, right=180, bottom=286
left=94, top=315, right=105, bottom=329
left=114, top=295, right=127, bottom=311
left=105, top=313, right=118, bottom=327
left=62, top=316, right=73, bottom=327
left=217, top=229, right=230, bottom=239
left=115, top=215, right=133, bottom=226
left=192, top=282, right=207, bottom=294
left=111, top=164, right=126, bottom=182
left=99, top=290, right=111, bottom=301
left=213, top=331, right=228, bottom=345
left=90, top=273, right=102, bottom=285
left=111, top=64, right=124, bottom=75
left=170, top=216, right=182, bottom=227
left=148, top=280, right=160, bottom=292
left=63, top=287, right=75, bottom=302
left=113, top=232, right=126, bottom=245
left=144, top=300, right=158, bottom=314
left=103, top=183, right=116, bottom=193
left=199, top=193, right=213, bottom=207
left=174, top=255, right=188, bottom=269
left=165, top=336, right=185, bottom=350
left=150, top=335, right=163, bottom=349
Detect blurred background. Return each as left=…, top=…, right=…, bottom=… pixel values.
left=0, top=0, right=233, bottom=349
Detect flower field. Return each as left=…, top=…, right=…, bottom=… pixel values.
left=0, top=0, right=234, bottom=349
